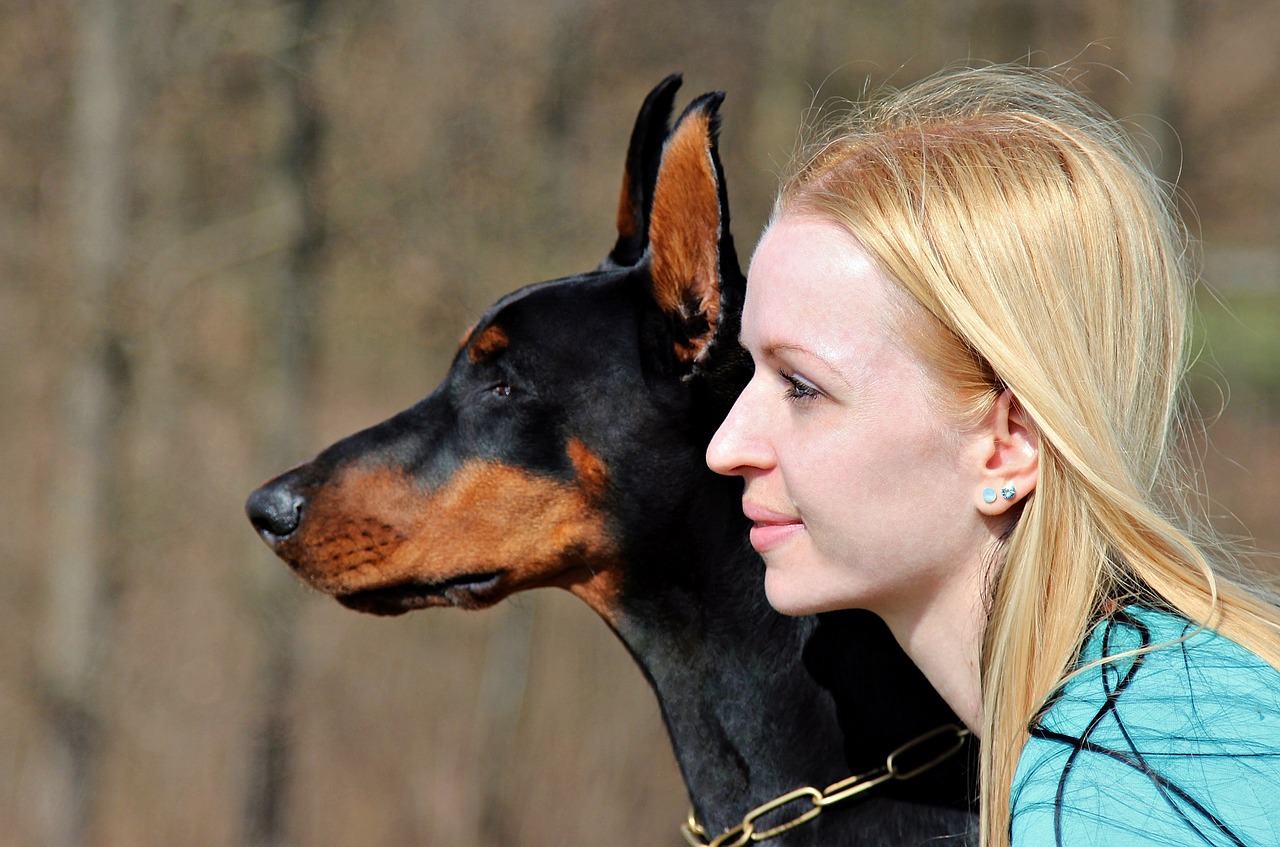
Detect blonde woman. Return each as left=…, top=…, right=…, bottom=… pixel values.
left=707, top=66, right=1280, bottom=846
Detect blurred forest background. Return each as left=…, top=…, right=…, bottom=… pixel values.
left=4, top=1, right=1280, bottom=845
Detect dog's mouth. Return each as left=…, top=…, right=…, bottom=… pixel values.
left=335, top=571, right=506, bottom=616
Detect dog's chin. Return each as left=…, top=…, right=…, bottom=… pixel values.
left=334, top=571, right=506, bottom=616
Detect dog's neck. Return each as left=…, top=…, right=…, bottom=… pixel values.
left=613, top=569, right=846, bottom=838
left=606, top=526, right=959, bottom=843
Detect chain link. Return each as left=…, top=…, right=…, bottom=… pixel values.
left=680, top=723, right=970, bottom=847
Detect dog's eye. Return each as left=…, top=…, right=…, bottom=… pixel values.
left=491, top=383, right=512, bottom=397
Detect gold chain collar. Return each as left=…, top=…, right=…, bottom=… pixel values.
left=680, top=723, right=971, bottom=847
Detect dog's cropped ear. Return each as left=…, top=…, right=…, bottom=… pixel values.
left=605, top=74, right=683, bottom=268
left=646, top=91, right=734, bottom=367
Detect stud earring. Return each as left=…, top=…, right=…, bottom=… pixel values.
left=1001, top=483, right=1017, bottom=501
left=982, top=488, right=997, bottom=504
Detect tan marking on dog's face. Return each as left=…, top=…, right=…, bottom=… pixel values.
left=457, top=322, right=478, bottom=352
left=567, top=437, right=607, bottom=500
left=466, top=324, right=509, bottom=364
left=559, top=439, right=621, bottom=614
left=275, top=448, right=622, bottom=620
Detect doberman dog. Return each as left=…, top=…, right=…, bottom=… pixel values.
left=246, top=76, right=975, bottom=846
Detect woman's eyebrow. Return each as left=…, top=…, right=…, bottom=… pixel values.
left=759, top=340, right=834, bottom=366
left=749, top=339, right=857, bottom=389
left=736, top=334, right=811, bottom=358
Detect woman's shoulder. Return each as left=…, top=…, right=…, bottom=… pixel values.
left=1072, top=605, right=1280, bottom=704
left=1010, top=606, right=1280, bottom=846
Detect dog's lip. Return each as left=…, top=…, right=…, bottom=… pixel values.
left=335, top=571, right=505, bottom=616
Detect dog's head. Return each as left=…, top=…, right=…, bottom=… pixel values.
left=246, top=76, right=747, bottom=621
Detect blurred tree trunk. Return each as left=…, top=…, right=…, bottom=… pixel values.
left=36, top=0, right=132, bottom=845
left=1128, top=0, right=1179, bottom=184
left=242, top=2, right=327, bottom=845
left=471, top=603, right=534, bottom=844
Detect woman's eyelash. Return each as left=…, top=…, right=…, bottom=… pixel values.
left=779, top=370, right=820, bottom=402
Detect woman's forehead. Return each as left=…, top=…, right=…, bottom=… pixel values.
left=744, top=218, right=915, bottom=375
left=745, top=216, right=895, bottom=331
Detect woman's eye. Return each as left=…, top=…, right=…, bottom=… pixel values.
left=779, top=370, right=820, bottom=402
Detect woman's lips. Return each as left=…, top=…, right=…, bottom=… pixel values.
left=743, top=503, right=805, bottom=553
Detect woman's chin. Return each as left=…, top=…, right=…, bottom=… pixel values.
left=763, top=571, right=842, bottom=617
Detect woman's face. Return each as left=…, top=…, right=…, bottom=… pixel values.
left=706, top=215, right=994, bottom=620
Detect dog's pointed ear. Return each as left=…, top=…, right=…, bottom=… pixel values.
left=606, top=74, right=683, bottom=268
left=646, top=91, right=737, bottom=368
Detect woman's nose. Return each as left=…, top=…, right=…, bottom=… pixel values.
left=706, top=389, right=771, bottom=477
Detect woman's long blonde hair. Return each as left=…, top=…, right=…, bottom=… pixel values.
left=776, top=65, right=1280, bottom=846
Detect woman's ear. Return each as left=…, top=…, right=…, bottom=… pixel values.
left=975, top=389, right=1039, bottom=515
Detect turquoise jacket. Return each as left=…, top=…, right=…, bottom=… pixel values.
left=1011, top=606, right=1280, bottom=846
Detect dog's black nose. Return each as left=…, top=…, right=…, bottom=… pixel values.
left=246, top=480, right=305, bottom=541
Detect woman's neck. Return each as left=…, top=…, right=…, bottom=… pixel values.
left=880, top=570, right=986, bottom=737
